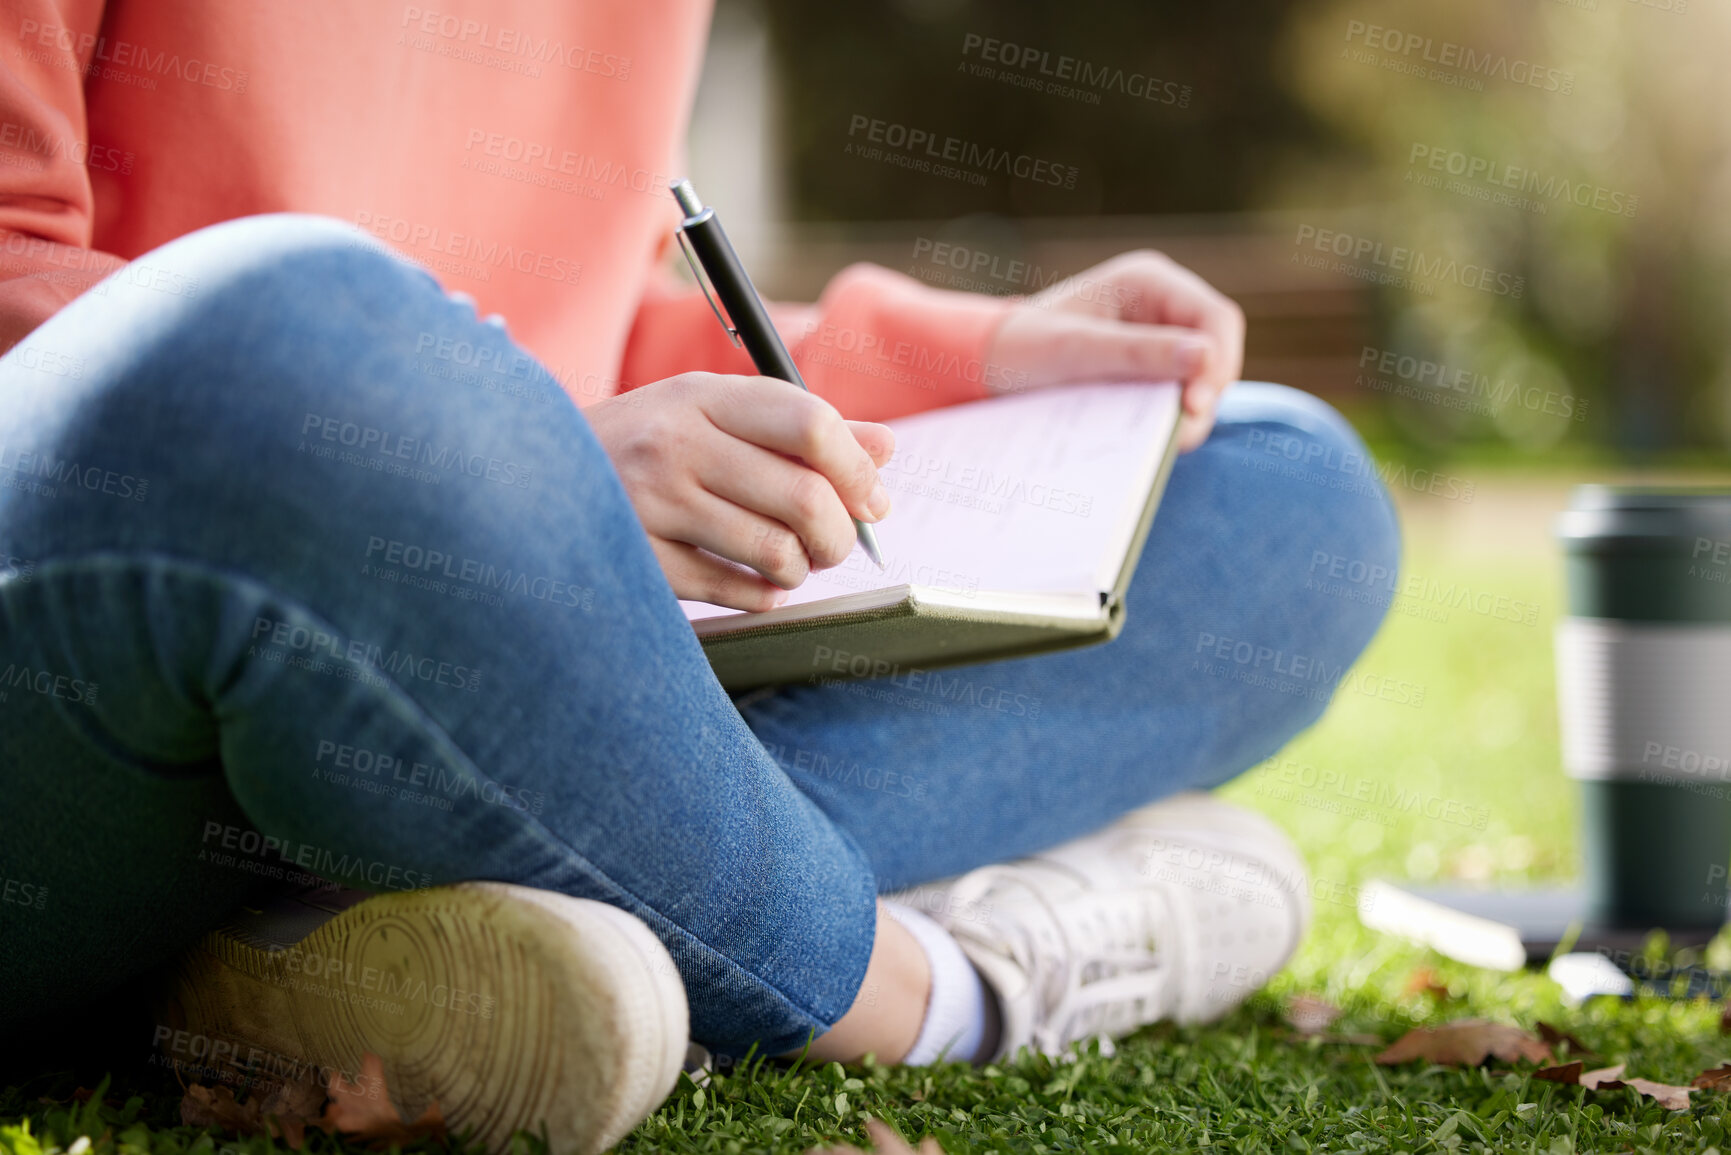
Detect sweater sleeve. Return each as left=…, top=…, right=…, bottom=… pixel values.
left=0, top=0, right=127, bottom=354
left=619, top=254, right=1019, bottom=423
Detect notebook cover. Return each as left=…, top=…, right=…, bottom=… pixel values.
left=703, top=591, right=1119, bottom=693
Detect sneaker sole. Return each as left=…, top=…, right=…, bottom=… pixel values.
left=157, top=881, right=687, bottom=1154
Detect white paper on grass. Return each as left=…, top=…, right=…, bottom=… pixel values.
left=680, top=382, right=1181, bottom=623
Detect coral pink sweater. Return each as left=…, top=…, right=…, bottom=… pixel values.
left=0, top=0, right=1012, bottom=419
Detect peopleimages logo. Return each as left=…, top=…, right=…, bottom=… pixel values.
left=1260, top=756, right=1491, bottom=830
left=352, top=211, right=582, bottom=286
left=199, top=821, right=433, bottom=892
left=0, top=443, right=149, bottom=501
left=314, top=740, right=547, bottom=815
left=1294, top=225, right=1525, bottom=299
left=363, top=535, right=596, bottom=610
left=1357, top=345, right=1585, bottom=423
left=1305, top=552, right=1540, bottom=627
left=1342, top=20, right=1573, bottom=94
left=1407, top=144, right=1637, bottom=218
left=459, top=129, right=675, bottom=200
left=795, top=320, right=1028, bottom=393
left=845, top=115, right=1079, bottom=189
left=248, top=615, right=484, bottom=693
left=299, top=411, right=535, bottom=489
left=0, top=120, right=133, bottom=175
left=958, top=33, right=1192, bottom=107
left=1, top=876, right=46, bottom=910
left=398, top=8, right=630, bottom=79
left=18, top=19, right=249, bottom=91
left=0, top=663, right=98, bottom=704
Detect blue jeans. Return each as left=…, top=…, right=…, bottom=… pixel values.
left=0, top=215, right=1398, bottom=1054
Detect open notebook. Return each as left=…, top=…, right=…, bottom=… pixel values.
left=681, top=382, right=1182, bottom=691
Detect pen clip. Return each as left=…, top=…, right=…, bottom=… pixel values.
left=676, top=227, right=742, bottom=348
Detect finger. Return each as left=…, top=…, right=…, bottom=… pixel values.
left=1175, top=408, right=1217, bottom=454
left=696, top=440, right=859, bottom=571
left=1101, top=254, right=1245, bottom=383
left=998, top=310, right=1213, bottom=391
left=699, top=377, right=888, bottom=524
left=656, top=485, right=819, bottom=590
left=653, top=538, right=790, bottom=613
left=1083, top=254, right=1242, bottom=419
left=1181, top=374, right=1232, bottom=423
left=1104, top=252, right=1240, bottom=331
left=846, top=420, right=896, bottom=467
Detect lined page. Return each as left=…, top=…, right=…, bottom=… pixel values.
left=681, top=382, right=1179, bottom=621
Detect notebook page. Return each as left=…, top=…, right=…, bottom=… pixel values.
left=681, top=381, right=1178, bottom=621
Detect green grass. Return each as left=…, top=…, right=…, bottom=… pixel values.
left=11, top=477, right=1731, bottom=1154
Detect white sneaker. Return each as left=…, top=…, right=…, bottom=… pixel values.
left=892, top=792, right=1310, bottom=1060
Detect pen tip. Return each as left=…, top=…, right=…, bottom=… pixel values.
left=858, top=524, right=886, bottom=570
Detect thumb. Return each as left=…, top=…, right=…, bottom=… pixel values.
left=991, top=309, right=1212, bottom=392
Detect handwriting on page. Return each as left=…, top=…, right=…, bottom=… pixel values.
left=791, top=381, right=1179, bottom=604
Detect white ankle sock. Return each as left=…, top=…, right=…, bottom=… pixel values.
left=884, top=901, right=992, bottom=1065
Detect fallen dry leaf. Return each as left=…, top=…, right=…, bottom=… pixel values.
left=319, top=1053, right=446, bottom=1148
left=804, top=1118, right=944, bottom=1155
left=1403, top=967, right=1453, bottom=1000
left=1614, top=1077, right=1694, bottom=1109
left=1692, top=1063, right=1731, bottom=1091
left=180, top=1077, right=327, bottom=1149
left=181, top=1085, right=262, bottom=1134
left=1375, top=1020, right=1553, bottom=1067
left=1284, top=995, right=1343, bottom=1036
left=256, top=1078, right=327, bottom=1148
left=1579, top=1064, right=1695, bottom=1111
left=1534, top=1062, right=1696, bottom=1111
left=1533, top=1061, right=1584, bottom=1084
left=1535, top=1022, right=1598, bottom=1058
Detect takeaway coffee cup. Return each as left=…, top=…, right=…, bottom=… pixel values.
left=1555, top=486, right=1731, bottom=929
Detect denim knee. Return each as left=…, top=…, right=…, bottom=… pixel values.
left=1212, top=381, right=1402, bottom=654
left=126, top=212, right=418, bottom=302
left=1215, top=381, right=1372, bottom=458
left=14, top=213, right=557, bottom=466
left=72, top=213, right=466, bottom=384
left=1, top=212, right=570, bottom=572
left=89, top=213, right=422, bottom=320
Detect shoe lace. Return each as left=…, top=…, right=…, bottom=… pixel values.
left=950, top=860, right=1195, bottom=1055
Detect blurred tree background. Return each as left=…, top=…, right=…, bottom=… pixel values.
left=761, top=0, right=1335, bottom=220
left=749, top=0, right=1730, bottom=461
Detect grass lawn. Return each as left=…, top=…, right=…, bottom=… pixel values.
left=8, top=472, right=1731, bottom=1154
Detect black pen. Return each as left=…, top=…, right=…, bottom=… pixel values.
left=669, top=178, right=885, bottom=570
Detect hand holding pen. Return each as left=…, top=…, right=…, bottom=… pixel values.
left=579, top=184, right=894, bottom=613
left=670, top=179, right=886, bottom=570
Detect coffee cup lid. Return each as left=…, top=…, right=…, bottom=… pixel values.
left=1557, top=484, right=1731, bottom=544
